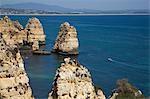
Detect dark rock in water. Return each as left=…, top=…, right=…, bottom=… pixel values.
left=52, top=22, right=79, bottom=55
left=39, top=41, right=46, bottom=45
left=19, top=45, right=31, bottom=50
left=51, top=48, right=79, bottom=56
left=109, top=79, right=145, bottom=99
left=32, top=50, right=51, bottom=55
left=48, top=57, right=106, bottom=99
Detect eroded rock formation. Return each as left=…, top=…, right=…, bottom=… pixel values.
left=0, top=16, right=46, bottom=51
left=0, top=16, right=27, bottom=45
left=52, top=22, right=79, bottom=55
left=0, top=33, right=34, bottom=99
left=32, top=40, right=39, bottom=51
left=25, top=17, right=46, bottom=45
left=48, top=58, right=106, bottom=99
left=109, top=79, right=145, bottom=99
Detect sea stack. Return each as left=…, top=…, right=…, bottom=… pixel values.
left=52, top=22, right=79, bottom=55
left=109, top=79, right=145, bottom=99
left=0, top=33, right=34, bottom=99
left=25, top=17, right=46, bottom=45
left=48, top=58, right=106, bottom=99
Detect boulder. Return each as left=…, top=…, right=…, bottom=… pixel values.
left=48, top=57, right=106, bottom=99
left=25, top=17, right=46, bottom=45
left=0, top=33, right=34, bottom=99
left=52, top=22, right=79, bottom=55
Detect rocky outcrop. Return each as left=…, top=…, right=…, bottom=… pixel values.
left=52, top=22, right=79, bottom=55
left=0, top=16, right=46, bottom=51
left=25, top=17, right=46, bottom=45
left=48, top=58, right=106, bottom=99
left=109, top=79, right=145, bottom=99
left=32, top=40, right=39, bottom=51
left=0, top=16, right=27, bottom=45
left=0, top=33, right=34, bottom=99
left=13, top=20, right=24, bottom=31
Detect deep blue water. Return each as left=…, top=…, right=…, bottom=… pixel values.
left=3, top=15, right=149, bottom=98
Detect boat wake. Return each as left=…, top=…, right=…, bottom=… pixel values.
left=107, top=57, right=148, bottom=72
left=107, top=57, right=133, bottom=67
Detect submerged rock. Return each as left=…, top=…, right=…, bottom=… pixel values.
left=48, top=57, right=106, bottom=99
left=0, top=33, right=34, bottom=99
left=25, top=17, right=46, bottom=45
left=109, top=79, right=145, bottom=99
left=52, top=22, right=79, bottom=55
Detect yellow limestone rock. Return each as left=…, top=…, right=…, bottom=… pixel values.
left=0, top=33, right=34, bottom=99
left=0, top=16, right=46, bottom=49
left=48, top=58, right=106, bottom=99
left=0, top=16, right=27, bottom=45
left=52, top=22, right=79, bottom=55
left=32, top=40, right=39, bottom=51
left=25, top=17, right=46, bottom=45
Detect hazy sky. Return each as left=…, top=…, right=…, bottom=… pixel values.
left=1, top=0, right=149, bottom=10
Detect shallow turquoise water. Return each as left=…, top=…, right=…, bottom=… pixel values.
left=3, top=15, right=149, bottom=98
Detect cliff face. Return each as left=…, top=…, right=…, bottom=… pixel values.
left=0, top=16, right=26, bottom=45
left=48, top=58, right=106, bottom=99
left=0, top=34, right=34, bottom=99
left=25, top=17, right=46, bottom=45
left=0, top=16, right=46, bottom=51
left=52, top=22, right=79, bottom=55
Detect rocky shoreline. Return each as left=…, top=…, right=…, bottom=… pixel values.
left=0, top=16, right=146, bottom=99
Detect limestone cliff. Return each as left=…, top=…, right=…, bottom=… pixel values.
left=0, top=33, right=34, bottom=99
left=0, top=16, right=46, bottom=51
left=25, top=17, right=46, bottom=45
left=0, top=16, right=26, bottom=45
left=48, top=58, right=106, bottom=99
left=52, top=22, right=79, bottom=55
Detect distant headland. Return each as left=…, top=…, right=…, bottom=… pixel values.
left=0, top=3, right=149, bottom=15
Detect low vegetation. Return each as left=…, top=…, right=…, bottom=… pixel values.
left=115, top=79, right=145, bottom=99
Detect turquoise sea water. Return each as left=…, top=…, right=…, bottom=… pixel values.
left=3, top=15, right=149, bottom=98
